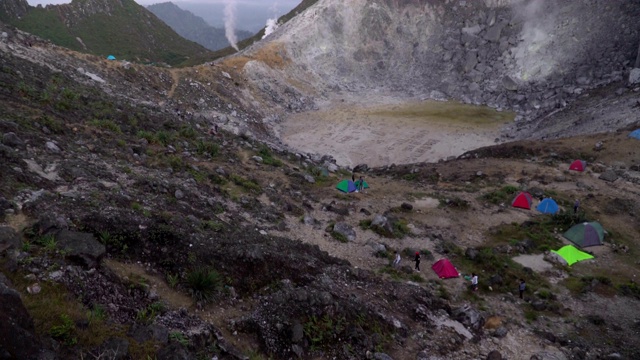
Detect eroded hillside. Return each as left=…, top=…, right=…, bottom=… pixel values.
left=0, top=1, right=640, bottom=360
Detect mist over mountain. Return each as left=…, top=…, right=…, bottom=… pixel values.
left=147, top=2, right=252, bottom=51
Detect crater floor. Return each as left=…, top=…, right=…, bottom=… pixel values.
left=276, top=99, right=514, bottom=167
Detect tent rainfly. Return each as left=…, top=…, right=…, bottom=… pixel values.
left=569, top=160, right=587, bottom=172
left=629, top=129, right=640, bottom=140
left=431, top=259, right=460, bottom=279
left=107, top=55, right=116, bottom=60
left=512, top=192, right=533, bottom=210
left=563, top=222, right=605, bottom=248
left=551, top=245, right=594, bottom=266
left=536, top=198, right=559, bottom=214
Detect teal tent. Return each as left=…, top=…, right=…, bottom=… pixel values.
left=563, top=222, right=604, bottom=248
left=630, top=129, right=640, bottom=140
left=336, top=179, right=369, bottom=193
left=107, top=55, right=116, bottom=60
left=551, top=245, right=594, bottom=266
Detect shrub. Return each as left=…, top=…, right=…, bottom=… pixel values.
left=331, top=231, right=348, bottom=243
left=481, top=185, right=519, bottom=205
left=186, top=268, right=222, bottom=302
left=196, top=140, right=219, bottom=157
left=258, top=146, right=283, bottom=167
left=230, top=174, right=261, bottom=193
left=49, top=314, right=77, bottom=345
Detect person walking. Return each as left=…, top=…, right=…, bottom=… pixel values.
left=519, top=279, right=526, bottom=299
left=471, top=273, right=478, bottom=292
left=573, top=199, right=580, bottom=214
left=414, top=251, right=421, bottom=271
left=357, top=176, right=365, bottom=193
left=393, top=251, right=401, bottom=268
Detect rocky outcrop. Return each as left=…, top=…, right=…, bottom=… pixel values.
left=244, top=0, right=640, bottom=121
left=0, top=0, right=29, bottom=21
left=54, top=230, right=106, bottom=269
left=0, top=273, right=42, bottom=359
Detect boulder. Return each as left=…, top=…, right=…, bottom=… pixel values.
left=45, top=141, right=61, bottom=153
left=465, top=247, right=478, bottom=260
left=0, top=226, right=21, bottom=254
left=452, top=305, right=485, bottom=331
left=333, top=223, right=356, bottom=242
left=502, top=76, right=518, bottom=91
left=484, top=23, right=504, bottom=42
left=629, top=68, right=640, bottom=84
left=599, top=170, right=618, bottom=182
left=353, top=164, right=369, bottom=172
left=129, top=324, right=170, bottom=344
left=373, top=353, right=394, bottom=360
left=2, top=132, right=25, bottom=149
left=0, top=276, right=42, bottom=359
left=304, top=174, right=315, bottom=184
left=487, top=350, right=503, bottom=360
left=400, top=202, right=413, bottom=211
left=156, top=343, right=195, bottom=360
left=54, top=230, right=106, bottom=268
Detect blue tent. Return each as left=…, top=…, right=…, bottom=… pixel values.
left=630, top=129, right=640, bottom=140
left=336, top=180, right=357, bottom=193
left=107, top=55, right=116, bottom=60
left=536, top=198, right=559, bottom=214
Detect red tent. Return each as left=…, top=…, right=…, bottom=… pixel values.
left=511, top=192, right=533, bottom=210
left=569, top=160, right=587, bottom=172
left=431, top=259, right=460, bottom=279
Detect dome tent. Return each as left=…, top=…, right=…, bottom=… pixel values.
left=569, top=160, right=587, bottom=172
left=563, top=222, right=605, bottom=248
left=536, top=198, right=559, bottom=214
left=511, top=192, right=533, bottom=210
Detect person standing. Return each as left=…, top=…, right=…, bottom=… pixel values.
left=358, top=176, right=365, bottom=193
left=519, top=279, right=526, bottom=299
left=414, top=251, right=421, bottom=271
left=471, top=273, right=478, bottom=292
left=393, top=251, right=401, bottom=268
left=573, top=199, right=580, bottom=214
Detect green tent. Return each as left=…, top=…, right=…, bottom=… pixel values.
left=563, top=222, right=604, bottom=247
left=551, top=245, right=594, bottom=266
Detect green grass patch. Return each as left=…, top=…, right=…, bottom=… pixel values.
left=480, top=185, right=519, bottom=205
left=230, top=174, right=262, bottom=193
left=186, top=268, right=223, bottom=302
left=257, top=145, right=283, bottom=167
left=88, top=118, right=122, bottom=133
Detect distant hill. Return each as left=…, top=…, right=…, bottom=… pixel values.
left=0, top=0, right=213, bottom=66
left=147, top=2, right=252, bottom=51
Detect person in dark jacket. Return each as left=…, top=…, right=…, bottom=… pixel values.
left=414, top=251, right=421, bottom=271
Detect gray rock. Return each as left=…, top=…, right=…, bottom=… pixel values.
left=502, top=76, right=518, bottom=91
left=45, top=141, right=61, bottom=153
left=156, top=343, right=195, bottom=360
left=531, top=300, right=548, bottom=311
left=291, top=321, right=304, bottom=343
left=304, top=174, right=315, bottom=183
left=430, top=90, right=448, bottom=101
left=400, top=202, right=413, bottom=211
left=371, top=215, right=387, bottom=227
left=464, top=51, right=478, bottom=72
left=291, top=344, right=304, bottom=358
left=373, top=353, right=393, bottom=360
left=465, top=247, right=478, bottom=260
left=484, top=23, right=504, bottom=42
left=252, top=156, right=263, bottom=163
left=326, top=163, right=339, bottom=172
left=493, top=326, right=508, bottom=338
left=0, top=278, right=42, bottom=359
left=0, top=226, right=21, bottom=254
left=599, top=170, right=618, bottom=182
left=629, top=68, right=640, bottom=84
left=487, top=350, right=503, bottom=360
left=2, top=132, right=25, bottom=149
left=54, top=230, right=106, bottom=269
left=452, top=305, right=485, bottom=331
left=353, top=164, right=369, bottom=172
left=333, top=222, right=356, bottom=242
left=174, top=189, right=185, bottom=199
left=462, top=24, right=482, bottom=36
left=303, top=215, right=315, bottom=226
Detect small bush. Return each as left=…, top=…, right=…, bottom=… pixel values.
left=438, top=196, right=470, bottom=210
left=49, top=314, right=77, bottom=345
left=186, top=268, right=222, bottom=302
left=196, top=140, right=219, bottom=157
left=258, top=146, right=283, bottom=167
left=331, top=231, right=348, bottom=243
left=230, top=174, right=261, bottom=193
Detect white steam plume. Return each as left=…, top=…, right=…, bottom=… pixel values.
left=262, top=18, right=279, bottom=39
left=224, top=0, right=239, bottom=51
left=262, top=1, right=280, bottom=39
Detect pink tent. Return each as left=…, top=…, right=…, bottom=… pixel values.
left=431, top=259, right=460, bottom=279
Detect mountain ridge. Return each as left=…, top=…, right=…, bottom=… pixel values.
left=0, top=0, right=214, bottom=66
left=146, top=2, right=252, bottom=51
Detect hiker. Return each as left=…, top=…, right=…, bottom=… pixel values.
left=393, top=251, right=401, bottom=268
left=357, top=176, right=365, bottom=193
left=352, top=172, right=356, bottom=182
left=519, top=279, right=526, bottom=299
left=208, top=124, right=218, bottom=136
left=573, top=199, right=580, bottom=214
left=470, top=273, right=478, bottom=292
left=414, top=251, right=421, bottom=271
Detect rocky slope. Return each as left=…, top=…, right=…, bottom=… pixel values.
left=0, top=1, right=639, bottom=360
left=239, top=0, right=640, bottom=137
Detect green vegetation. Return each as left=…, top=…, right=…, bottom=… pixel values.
left=258, top=146, right=283, bottom=167
left=230, top=174, right=262, bottom=193
left=186, top=268, right=223, bottom=302
left=304, top=315, right=346, bottom=351
left=8, top=0, right=213, bottom=66
left=49, top=314, right=77, bottom=346
left=195, top=140, right=220, bottom=157
left=359, top=218, right=411, bottom=239
left=480, top=185, right=519, bottom=205
left=89, top=119, right=122, bottom=133
left=136, top=302, right=166, bottom=324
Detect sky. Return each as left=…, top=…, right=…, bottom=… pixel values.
left=27, top=1, right=302, bottom=6
left=26, top=0, right=303, bottom=32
